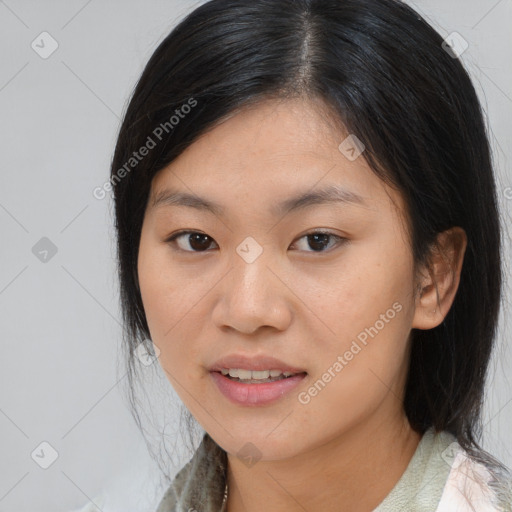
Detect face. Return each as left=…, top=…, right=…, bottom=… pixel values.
left=137, top=97, right=420, bottom=460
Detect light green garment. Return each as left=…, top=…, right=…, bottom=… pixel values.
left=374, top=428, right=454, bottom=511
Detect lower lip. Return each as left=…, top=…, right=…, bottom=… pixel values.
left=210, top=371, right=307, bottom=406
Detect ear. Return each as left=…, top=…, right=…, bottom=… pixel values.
left=412, top=227, right=467, bottom=330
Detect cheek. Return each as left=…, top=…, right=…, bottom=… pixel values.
left=311, top=241, right=415, bottom=386
left=137, top=240, right=210, bottom=376
left=299, top=297, right=412, bottom=437
left=138, top=240, right=183, bottom=349
left=317, top=253, right=412, bottom=338
left=138, top=236, right=193, bottom=327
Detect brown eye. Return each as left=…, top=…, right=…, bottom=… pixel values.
left=291, top=231, right=347, bottom=253
left=166, top=231, right=217, bottom=252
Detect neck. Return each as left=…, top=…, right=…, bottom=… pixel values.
left=225, top=413, right=421, bottom=512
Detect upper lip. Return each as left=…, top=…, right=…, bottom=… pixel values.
left=209, top=353, right=307, bottom=374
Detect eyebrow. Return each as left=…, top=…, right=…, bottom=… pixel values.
left=150, top=184, right=369, bottom=217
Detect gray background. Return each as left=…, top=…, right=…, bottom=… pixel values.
left=0, top=1, right=511, bottom=511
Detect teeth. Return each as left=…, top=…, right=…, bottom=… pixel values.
left=220, top=368, right=296, bottom=379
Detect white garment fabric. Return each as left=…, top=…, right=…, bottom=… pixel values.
left=436, top=447, right=511, bottom=511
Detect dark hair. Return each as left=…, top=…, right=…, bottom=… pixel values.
left=111, top=0, right=507, bottom=480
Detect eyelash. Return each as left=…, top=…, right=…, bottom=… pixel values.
left=164, top=230, right=348, bottom=254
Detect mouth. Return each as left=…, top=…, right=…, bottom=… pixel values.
left=208, top=353, right=308, bottom=405
left=209, top=369, right=308, bottom=406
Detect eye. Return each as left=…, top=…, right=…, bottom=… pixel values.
left=291, top=230, right=348, bottom=253
left=165, top=230, right=347, bottom=253
left=165, top=230, right=218, bottom=252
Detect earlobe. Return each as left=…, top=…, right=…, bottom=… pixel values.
left=411, top=227, right=467, bottom=330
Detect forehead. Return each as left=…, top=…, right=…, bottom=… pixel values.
left=182, top=97, right=344, bottom=163
left=148, top=97, right=403, bottom=219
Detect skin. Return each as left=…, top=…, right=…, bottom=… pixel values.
left=137, top=96, right=467, bottom=512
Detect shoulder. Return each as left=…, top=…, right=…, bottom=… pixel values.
left=436, top=443, right=512, bottom=512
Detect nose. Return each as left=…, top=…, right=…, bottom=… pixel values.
left=211, top=247, right=293, bottom=335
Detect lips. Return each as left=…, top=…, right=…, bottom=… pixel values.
left=209, top=353, right=307, bottom=374
left=210, top=371, right=307, bottom=406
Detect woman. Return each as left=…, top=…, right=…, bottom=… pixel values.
left=108, top=0, right=512, bottom=510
